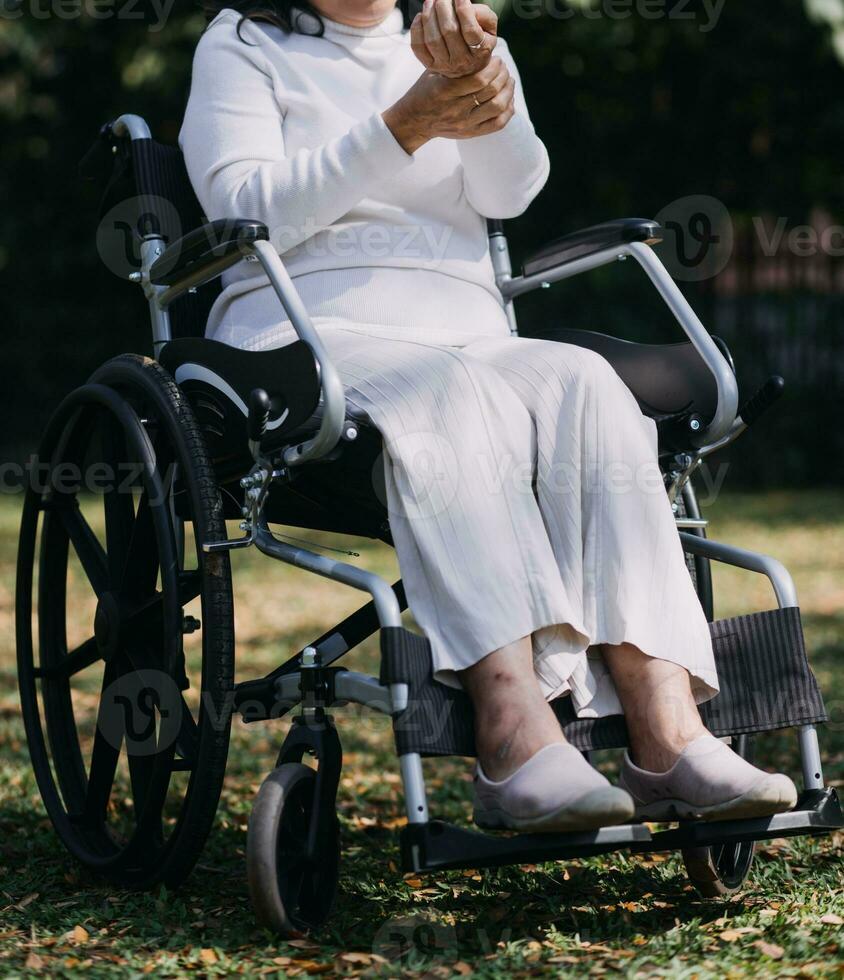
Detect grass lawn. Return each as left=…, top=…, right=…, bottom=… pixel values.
left=0, top=489, right=841, bottom=978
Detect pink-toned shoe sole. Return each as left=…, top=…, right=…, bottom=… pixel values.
left=633, top=775, right=798, bottom=823
left=474, top=786, right=635, bottom=834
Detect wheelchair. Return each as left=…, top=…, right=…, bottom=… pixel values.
left=15, top=112, right=842, bottom=936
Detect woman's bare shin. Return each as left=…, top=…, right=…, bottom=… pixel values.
left=459, top=636, right=565, bottom=780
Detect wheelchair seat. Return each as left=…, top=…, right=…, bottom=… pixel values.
left=523, top=327, right=722, bottom=450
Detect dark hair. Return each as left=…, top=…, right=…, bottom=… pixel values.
left=202, top=1, right=420, bottom=36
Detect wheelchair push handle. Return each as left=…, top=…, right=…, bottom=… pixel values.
left=738, top=375, right=785, bottom=428
left=248, top=388, right=272, bottom=443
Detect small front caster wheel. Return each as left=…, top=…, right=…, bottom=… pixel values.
left=247, top=763, right=340, bottom=936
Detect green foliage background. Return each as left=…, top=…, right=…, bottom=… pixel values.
left=2, top=0, right=843, bottom=485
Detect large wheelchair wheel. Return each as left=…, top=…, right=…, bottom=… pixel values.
left=247, top=763, right=341, bottom=936
left=16, top=354, right=234, bottom=888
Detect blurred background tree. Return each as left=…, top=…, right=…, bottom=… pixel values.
left=1, top=0, right=842, bottom=485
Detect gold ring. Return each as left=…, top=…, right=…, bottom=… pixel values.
left=473, top=96, right=481, bottom=108
left=470, top=40, right=484, bottom=49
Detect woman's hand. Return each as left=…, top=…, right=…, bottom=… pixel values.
left=410, top=0, right=499, bottom=78
left=383, top=56, right=515, bottom=154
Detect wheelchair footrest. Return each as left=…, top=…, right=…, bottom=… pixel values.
left=384, top=607, right=828, bottom=757
left=643, top=787, right=844, bottom=851
left=400, top=819, right=652, bottom=873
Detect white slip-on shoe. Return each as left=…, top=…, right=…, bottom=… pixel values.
left=618, top=734, right=798, bottom=822
left=473, top=742, right=635, bottom=833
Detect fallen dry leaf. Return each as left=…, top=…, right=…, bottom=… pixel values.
left=24, top=953, right=45, bottom=971
left=294, top=959, right=333, bottom=974
left=719, top=927, right=761, bottom=942
left=820, top=913, right=843, bottom=925
left=199, top=948, right=219, bottom=965
left=69, top=926, right=89, bottom=945
left=339, top=952, right=373, bottom=965
left=753, top=940, right=785, bottom=959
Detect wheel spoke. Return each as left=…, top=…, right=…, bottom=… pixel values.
left=34, top=637, right=101, bottom=680
left=179, top=570, right=203, bottom=605
left=83, top=663, right=122, bottom=823
left=121, top=572, right=201, bottom=634
left=102, top=420, right=136, bottom=587
left=120, top=490, right=160, bottom=596
left=123, top=633, right=162, bottom=674
left=174, top=698, right=199, bottom=768
left=57, top=502, right=109, bottom=597
left=128, top=751, right=157, bottom=820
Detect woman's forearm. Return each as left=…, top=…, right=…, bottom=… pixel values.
left=455, top=40, right=550, bottom=219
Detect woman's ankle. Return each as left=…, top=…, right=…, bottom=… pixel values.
left=628, top=725, right=709, bottom=773
left=475, top=703, right=566, bottom=781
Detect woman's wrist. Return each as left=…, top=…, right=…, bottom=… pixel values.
left=382, top=103, right=428, bottom=155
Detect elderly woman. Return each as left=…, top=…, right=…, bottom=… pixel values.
left=181, top=0, right=797, bottom=832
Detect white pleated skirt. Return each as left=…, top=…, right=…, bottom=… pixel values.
left=209, top=267, right=719, bottom=718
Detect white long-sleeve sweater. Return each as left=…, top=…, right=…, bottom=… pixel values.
left=179, top=5, right=550, bottom=344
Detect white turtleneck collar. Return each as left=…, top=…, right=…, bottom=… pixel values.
left=295, top=5, right=405, bottom=38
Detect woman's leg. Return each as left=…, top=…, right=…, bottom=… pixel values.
left=464, top=335, right=719, bottom=709
left=316, top=329, right=580, bottom=681
left=601, top=641, right=708, bottom=772
left=459, top=635, right=564, bottom=781
left=313, top=329, right=632, bottom=829
left=465, top=335, right=796, bottom=818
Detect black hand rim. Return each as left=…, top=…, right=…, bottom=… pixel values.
left=16, top=359, right=233, bottom=888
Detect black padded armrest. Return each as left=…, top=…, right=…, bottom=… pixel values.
left=149, top=218, right=269, bottom=287
left=522, top=218, right=662, bottom=278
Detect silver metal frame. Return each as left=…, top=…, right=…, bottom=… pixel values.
left=678, top=532, right=824, bottom=790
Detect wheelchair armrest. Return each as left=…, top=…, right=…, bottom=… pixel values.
left=521, top=218, right=662, bottom=278
left=149, top=219, right=269, bottom=288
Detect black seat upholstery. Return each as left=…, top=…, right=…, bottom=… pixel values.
left=522, top=218, right=662, bottom=277
left=160, top=336, right=391, bottom=538
left=521, top=327, right=720, bottom=449
left=82, top=129, right=223, bottom=340
left=159, top=338, right=321, bottom=479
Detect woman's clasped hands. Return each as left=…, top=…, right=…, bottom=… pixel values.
left=383, top=0, right=516, bottom=153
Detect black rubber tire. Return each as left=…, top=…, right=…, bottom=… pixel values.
left=675, top=479, right=754, bottom=896
left=682, top=840, right=756, bottom=897
left=16, top=355, right=234, bottom=889
left=681, top=735, right=756, bottom=897
left=247, top=763, right=340, bottom=937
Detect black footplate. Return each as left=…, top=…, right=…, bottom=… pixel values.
left=400, top=789, right=843, bottom=873
left=401, top=820, right=652, bottom=874
left=645, top=788, right=844, bottom=851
